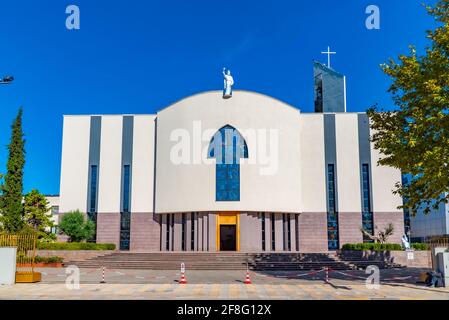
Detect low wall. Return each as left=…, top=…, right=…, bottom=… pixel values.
left=390, top=251, right=432, bottom=268
left=35, top=250, right=115, bottom=262
left=339, top=250, right=432, bottom=268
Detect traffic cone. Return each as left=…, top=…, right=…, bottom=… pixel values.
left=244, top=271, right=252, bottom=285
left=179, top=271, right=187, bottom=284
left=179, top=262, right=187, bottom=284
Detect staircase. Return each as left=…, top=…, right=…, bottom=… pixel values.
left=64, top=252, right=404, bottom=271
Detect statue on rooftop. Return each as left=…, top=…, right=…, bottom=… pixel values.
left=222, top=68, right=234, bottom=99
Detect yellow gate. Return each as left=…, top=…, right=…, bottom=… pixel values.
left=0, top=234, right=42, bottom=283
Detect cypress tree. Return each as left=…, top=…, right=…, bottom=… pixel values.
left=0, top=107, right=26, bottom=232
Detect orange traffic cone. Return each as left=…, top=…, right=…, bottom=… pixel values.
left=244, top=271, right=252, bottom=285
left=180, top=272, right=187, bottom=284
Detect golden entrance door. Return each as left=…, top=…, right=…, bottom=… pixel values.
left=216, top=213, right=240, bottom=251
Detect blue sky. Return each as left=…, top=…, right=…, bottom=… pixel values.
left=0, top=0, right=438, bottom=195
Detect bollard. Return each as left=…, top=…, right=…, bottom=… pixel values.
left=100, top=266, right=106, bottom=284
left=325, top=267, right=329, bottom=283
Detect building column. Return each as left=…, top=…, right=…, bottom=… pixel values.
left=174, top=213, right=182, bottom=251
left=198, top=213, right=203, bottom=251
left=289, top=214, right=296, bottom=252
left=186, top=213, right=192, bottom=251
left=208, top=213, right=216, bottom=252
left=160, top=214, right=167, bottom=251
left=193, top=213, right=198, bottom=251
left=275, top=213, right=283, bottom=252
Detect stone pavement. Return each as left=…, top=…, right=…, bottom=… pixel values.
left=0, top=267, right=448, bottom=300
left=1, top=282, right=449, bottom=300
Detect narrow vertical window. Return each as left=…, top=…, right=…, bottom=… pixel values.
left=327, top=164, right=339, bottom=250
left=287, top=214, right=291, bottom=251
left=181, top=213, right=186, bottom=251
left=271, top=213, right=276, bottom=251
left=119, top=212, right=131, bottom=251
left=295, top=214, right=299, bottom=251
left=123, top=165, right=130, bottom=213
left=89, top=165, right=98, bottom=213
left=171, top=214, right=175, bottom=251
left=166, top=214, right=170, bottom=251
left=88, top=165, right=98, bottom=243
left=120, top=165, right=131, bottom=251
left=282, top=214, right=286, bottom=251
left=261, top=213, right=266, bottom=251
left=282, top=214, right=292, bottom=251
left=191, top=212, right=195, bottom=251
left=362, top=164, right=374, bottom=242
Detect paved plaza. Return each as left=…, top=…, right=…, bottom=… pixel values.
left=0, top=267, right=449, bottom=300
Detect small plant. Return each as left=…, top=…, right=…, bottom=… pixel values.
left=360, top=223, right=395, bottom=244
left=58, top=210, right=95, bottom=242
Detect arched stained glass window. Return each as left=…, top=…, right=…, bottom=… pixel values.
left=208, top=125, right=248, bottom=201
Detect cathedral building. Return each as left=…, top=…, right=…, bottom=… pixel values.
left=59, top=63, right=404, bottom=252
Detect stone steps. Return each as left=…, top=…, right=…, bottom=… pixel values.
left=64, top=252, right=404, bottom=271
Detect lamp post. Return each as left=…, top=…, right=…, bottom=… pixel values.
left=0, top=76, right=14, bottom=84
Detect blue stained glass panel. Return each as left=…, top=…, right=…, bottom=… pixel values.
left=208, top=126, right=248, bottom=202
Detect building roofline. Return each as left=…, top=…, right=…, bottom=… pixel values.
left=156, top=90, right=302, bottom=114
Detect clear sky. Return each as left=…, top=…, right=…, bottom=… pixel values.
left=0, top=0, right=439, bottom=195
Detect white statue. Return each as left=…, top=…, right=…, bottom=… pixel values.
left=401, top=234, right=411, bottom=250
left=223, top=68, right=234, bottom=99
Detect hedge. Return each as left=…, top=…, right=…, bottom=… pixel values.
left=342, top=243, right=430, bottom=251
left=37, top=242, right=116, bottom=251
left=34, top=256, right=64, bottom=263
left=411, top=243, right=430, bottom=251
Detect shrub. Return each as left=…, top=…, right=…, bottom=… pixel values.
left=34, top=256, right=64, bottom=263
left=58, top=210, right=95, bottom=242
left=37, top=242, right=115, bottom=251
left=342, top=243, right=403, bottom=251
left=411, top=243, right=430, bottom=251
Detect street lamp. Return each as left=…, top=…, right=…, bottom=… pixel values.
left=0, top=76, right=14, bottom=84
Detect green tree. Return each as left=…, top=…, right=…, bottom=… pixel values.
left=367, top=0, right=449, bottom=215
left=0, top=108, right=26, bottom=231
left=58, top=210, right=95, bottom=242
left=23, top=189, right=55, bottom=240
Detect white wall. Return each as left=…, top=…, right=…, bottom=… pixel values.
left=369, top=128, right=403, bottom=213
left=299, top=114, right=326, bottom=213
left=155, top=91, right=302, bottom=214
left=97, top=116, right=123, bottom=213
left=131, top=115, right=156, bottom=213
left=335, top=114, right=362, bottom=212
left=59, top=116, right=90, bottom=213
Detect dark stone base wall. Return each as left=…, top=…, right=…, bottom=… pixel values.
left=96, top=213, right=120, bottom=248
left=339, top=212, right=363, bottom=246
left=130, top=213, right=161, bottom=251
left=374, top=212, right=404, bottom=244
left=94, top=211, right=405, bottom=252
left=299, top=212, right=328, bottom=253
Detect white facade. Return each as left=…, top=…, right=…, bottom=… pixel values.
left=59, top=90, right=404, bottom=252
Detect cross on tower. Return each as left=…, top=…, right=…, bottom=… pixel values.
left=321, top=46, right=336, bottom=68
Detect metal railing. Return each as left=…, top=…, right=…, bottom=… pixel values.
left=0, top=234, right=38, bottom=282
